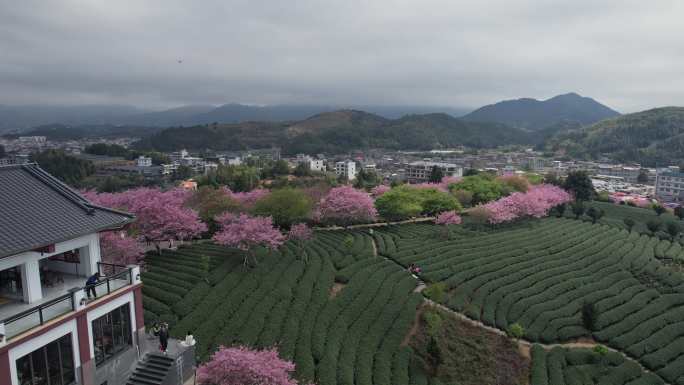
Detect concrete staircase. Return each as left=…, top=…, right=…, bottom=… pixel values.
left=127, top=353, right=174, bottom=385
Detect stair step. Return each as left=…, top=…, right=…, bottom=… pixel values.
left=136, top=366, right=168, bottom=377
left=132, top=370, right=165, bottom=381
left=127, top=352, right=173, bottom=385
left=144, top=361, right=172, bottom=371
left=147, top=353, right=174, bottom=362
left=129, top=374, right=163, bottom=385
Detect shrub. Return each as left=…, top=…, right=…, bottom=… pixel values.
left=422, top=309, right=443, bottom=337
left=623, top=218, right=635, bottom=232
left=423, top=283, right=447, bottom=303
left=581, top=302, right=598, bottom=332
left=507, top=323, right=525, bottom=339
left=593, top=344, right=609, bottom=358
left=646, top=219, right=662, bottom=234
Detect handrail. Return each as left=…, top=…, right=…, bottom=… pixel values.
left=97, top=261, right=127, bottom=268
left=1, top=267, right=134, bottom=339
left=1, top=292, right=73, bottom=324
left=97, top=261, right=128, bottom=276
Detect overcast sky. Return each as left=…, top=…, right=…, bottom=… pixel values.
left=1, top=0, right=682, bottom=112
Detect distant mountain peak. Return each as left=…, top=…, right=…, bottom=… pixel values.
left=463, top=92, right=619, bottom=131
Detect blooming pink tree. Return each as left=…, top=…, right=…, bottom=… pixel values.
left=213, top=213, right=285, bottom=266
left=315, top=186, right=378, bottom=226
left=435, top=210, right=462, bottom=225
left=197, top=346, right=299, bottom=385
left=99, top=231, right=144, bottom=265
left=434, top=210, right=462, bottom=239
left=371, top=184, right=391, bottom=197
left=410, top=182, right=449, bottom=193
left=288, top=223, right=313, bottom=262
left=223, top=187, right=270, bottom=210
left=85, top=188, right=207, bottom=252
left=482, top=184, right=572, bottom=224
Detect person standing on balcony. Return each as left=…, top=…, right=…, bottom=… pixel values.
left=85, top=272, right=100, bottom=299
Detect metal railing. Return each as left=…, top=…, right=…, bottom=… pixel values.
left=97, top=261, right=129, bottom=276
left=1, top=293, right=74, bottom=338
left=1, top=267, right=134, bottom=341
left=91, top=267, right=133, bottom=296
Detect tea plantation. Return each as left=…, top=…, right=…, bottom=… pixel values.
left=141, top=217, right=684, bottom=384
left=142, top=231, right=424, bottom=385
left=380, top=218, right=684, bottom=384
left=530, top=345, right=664, bottom=385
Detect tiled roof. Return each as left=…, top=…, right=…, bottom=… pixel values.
left=0, top=164, right=134, bottom=259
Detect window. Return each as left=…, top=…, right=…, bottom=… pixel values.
left=92, top=303, right=132, bottom=367
left=16, top=334, right=75, bottom=385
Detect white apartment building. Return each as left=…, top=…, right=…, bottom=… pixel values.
left=656, top=168, right=684, bottom=203
left=405, top=161, right=463, bottom=183
left=296, top=154, right=326, bottom=172
left=136, top=156, right=152, bottom=168
left=596, top=165, right=642, bottom=183
left=335, top=160, right=357, bottom=181
left=525, top=157, right=547, bottom=171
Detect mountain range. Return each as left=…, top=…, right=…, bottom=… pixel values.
left=133, top=110, right=533, bottom=154
left=0, top=103, right=472, bottom=134
left=1, top=93, right=616, bottom=135
left=463, top=92, right=620, bottom=131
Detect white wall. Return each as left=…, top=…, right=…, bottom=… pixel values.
left=85, top=292, right=136, bottom=360
left=8, top=320, right=81, bottom=385
left=0, top=233, right=100, bottom=273
left=0, top=233, right=101, bottom=303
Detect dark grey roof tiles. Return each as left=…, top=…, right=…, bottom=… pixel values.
left=0, top=164, right=134, bottom=258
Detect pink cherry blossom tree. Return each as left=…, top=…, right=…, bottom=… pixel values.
left=482, top=184, right=572, bottom=224
left=434, top=210, right=462, bottom=239
left=85, top=187, right=207, bottom=252
left=288, top=223, right=313, bottom=262
left=99, top=231, right=144, bottom=266
left=223, top=187, right=270, bottom=210
left=197, top=346, right=299, bottom=385
left=315, top=186, right=378, bottom=227
left=213, top=213, right=285, bottom=266
left=371, top=184, right=391, bottom=197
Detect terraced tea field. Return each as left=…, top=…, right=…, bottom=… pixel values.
left=142, top=217, right=684, bottom=384
left=380, top=218, right=684, bottom=384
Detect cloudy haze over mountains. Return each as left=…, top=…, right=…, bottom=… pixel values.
left=1, top=1, right=683, bottom=112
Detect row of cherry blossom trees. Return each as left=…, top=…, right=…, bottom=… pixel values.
left=85, top=179, right=571, bottom=265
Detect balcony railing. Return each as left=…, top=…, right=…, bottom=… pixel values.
left=0, top=265, right=135, bottom=341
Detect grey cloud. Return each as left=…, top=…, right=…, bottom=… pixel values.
left=0, top=0, right=682, bottom=112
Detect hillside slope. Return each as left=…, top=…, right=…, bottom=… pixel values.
left=134, top=110, right=533, bottom=154
left=548, top=107, right=684, bottom=166
left=463, top=92, right=619, bottom=131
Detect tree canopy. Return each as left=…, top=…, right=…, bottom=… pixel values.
left=30, top=149, right=95, bottom=185
left=252, top=188, right=313, bottom=228
left=448, top=174, right=507, bottom=205
left=563, top=171, right=595, bottom=201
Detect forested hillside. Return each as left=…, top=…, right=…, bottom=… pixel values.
left=548, top=107, right=684, bottom=166
left=134, top=110, right=533, bottom=154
